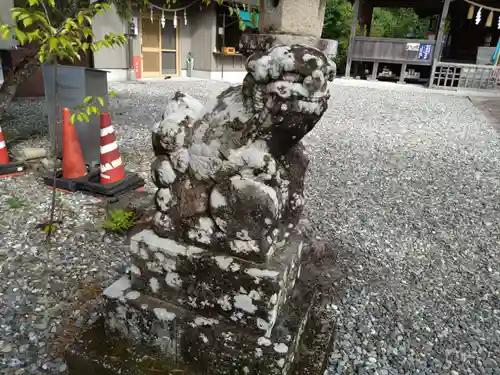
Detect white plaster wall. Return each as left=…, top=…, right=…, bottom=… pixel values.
left=0, top=0, right=16, bottom=49
left=92, top=3, right=128, bottom=70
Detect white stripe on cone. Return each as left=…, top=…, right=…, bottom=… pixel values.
left=101, top=125, right=115, bottom=137
left=0, top=141, right=5, bottom=149
left=101, top=173, right=111, bottom=179
left=100, top=141, right=118, bottom=154
left=101, top=157, right=123, bottom=173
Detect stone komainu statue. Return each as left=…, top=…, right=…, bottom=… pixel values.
left=150, top=44, right=336, bottom=262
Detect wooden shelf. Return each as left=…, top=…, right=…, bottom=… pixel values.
left=213, top=51, right=244, bottom=57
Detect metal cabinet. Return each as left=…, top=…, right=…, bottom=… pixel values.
left=43, top=65, right=109, bottom=165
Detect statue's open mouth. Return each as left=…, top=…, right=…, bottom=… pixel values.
left=242, top=44, right=335, bottom=119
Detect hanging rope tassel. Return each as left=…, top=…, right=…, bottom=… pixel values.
left=487, top=10, right=494, bottom=27
left=498, top=14, right=500, bottom=29
left=467, top=5, right=475, bottom=19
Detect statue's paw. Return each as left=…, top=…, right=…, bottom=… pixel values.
left=151, top=155, right=177, bottom=188
left=209, top=175, right=281, bottom=240
left=155, top=187, right=175, bottom=212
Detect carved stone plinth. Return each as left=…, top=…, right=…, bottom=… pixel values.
left=127, top=229, right=303, bottom=333
left=99, top=221, right=318, bottom=371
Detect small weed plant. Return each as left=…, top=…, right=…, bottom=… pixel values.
left=42, top=223, right=57, bottom=233
left=102, top=209, right=136, bottom=233
left=6, top=196, right=25, bottom=209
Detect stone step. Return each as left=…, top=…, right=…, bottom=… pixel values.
left=98, top=275, right=315, bottom=375
left=129, top=229, right=303, bottom=334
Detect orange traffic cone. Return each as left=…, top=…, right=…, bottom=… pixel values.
left=99, top=112, right=125, bottom=184
left=62, top=108, right=87, bottom=179
left=0, top=125, right=24, bottom=178
left=0, top=125, right=9, bottom=165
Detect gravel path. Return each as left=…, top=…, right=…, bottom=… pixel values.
left=304, top=88, right=500, bottom=375
left=1, top=79, right=499, bottom=374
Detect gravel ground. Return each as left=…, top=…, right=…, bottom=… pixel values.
left=0, top=79, right=499, bottom=374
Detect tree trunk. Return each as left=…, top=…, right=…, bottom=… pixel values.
left=0, top=51, right=41, bottom=122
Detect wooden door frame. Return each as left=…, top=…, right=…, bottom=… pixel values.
left=139, top=13, right=180, bottom=77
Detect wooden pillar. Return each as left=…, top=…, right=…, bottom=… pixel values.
left=258, top=0, right=265, bottom=30
left=344, top=0, right=361, bottom=78
left=365, top=5, right=374, bottom=36
left=359, top=1, right=373, bottom=36
left=429, top=0, right=451, bottom=87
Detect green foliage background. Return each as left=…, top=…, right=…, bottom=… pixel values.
left=322, top=0, right=431, bottom=74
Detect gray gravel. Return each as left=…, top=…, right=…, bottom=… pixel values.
left=304, top=88, right=500, bottom=374
left=1, top=79, right=499, bottom=374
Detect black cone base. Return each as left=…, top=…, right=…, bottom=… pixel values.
left=76, top=167, right=145, bottom=198
left=0, top=161, right=24, bottom=178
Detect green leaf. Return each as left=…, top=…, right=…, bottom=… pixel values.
left=70, top=114, right=76, bottom=124
left=251, top=11, right=258, bottom=27
left=42, top=224, right=57, bottom=233
left=97, top=97, right=105, bottom=107
left=14, top=29, right=26, bottom=44
left=109, top=91, right=116, bottom=97
left=11, top=10, right=22, bottom=21
left=49, top=37, right=58, bottom=51
left=1, top=28, right=11, bottom=40
left=83, top=96, right=93, bottom=104
left=81, top=113, right=90, bottom=122
left=22, top=17, right=33, bottom=28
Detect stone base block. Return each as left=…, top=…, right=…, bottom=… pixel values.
left=239, top=33, right=339, bottom=61
left=66, top=303, right=334, bottom=375
left=129, top=229, right=303, bottom=334
left=101, top=275, right=314, bottom=375
left=65, top=243, right=338, bottom=375
left=66, top=318, right=191, bottom=375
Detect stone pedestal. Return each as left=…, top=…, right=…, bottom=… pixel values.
left=239, top=33, right=339, bottom=62
left=240, top=0, right=338, bottom=61
left=100, top=229, right=312, bottom=374
left=65, top=227, right=335, bottom=375
left=259, top=0, right=326, bottom=37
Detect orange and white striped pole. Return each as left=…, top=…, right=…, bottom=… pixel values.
left=99, top=112, right=126, bottom=184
